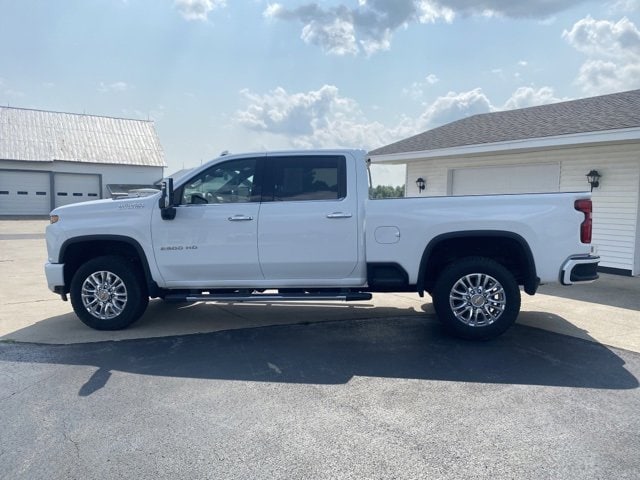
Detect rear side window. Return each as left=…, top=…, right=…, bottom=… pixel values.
left=267, top=155, right=346, bottom=202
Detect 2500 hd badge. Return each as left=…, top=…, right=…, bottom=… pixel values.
left=160, top=245, right=198, bottom=251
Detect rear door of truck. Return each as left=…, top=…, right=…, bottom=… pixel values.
left=257, top=153, right=359, bottom=280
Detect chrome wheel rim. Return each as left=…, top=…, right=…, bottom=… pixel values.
left=449, top=273, right=506, bottom=327
left=81, top=271, right=128, bottom=320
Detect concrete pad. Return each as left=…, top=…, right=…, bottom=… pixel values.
left=0, top=219, right=638, bottom=350
left=2, top=298, right=430, bottom=345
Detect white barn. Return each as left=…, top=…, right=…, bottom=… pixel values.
left=0, top=106, right=166, bottom=215
left=369, top=89, right=640, bottom=276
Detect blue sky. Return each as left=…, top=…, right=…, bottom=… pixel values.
left=1, top=0, right=639, bottom=184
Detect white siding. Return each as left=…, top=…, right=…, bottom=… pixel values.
left=401, top=142, right=640, bottom=274
left=559, top=144, right=640, bottom=272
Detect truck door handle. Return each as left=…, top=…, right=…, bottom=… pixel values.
left=228, top=215, right=253, bottom=221
left=326, top=212, right=352, bottom=219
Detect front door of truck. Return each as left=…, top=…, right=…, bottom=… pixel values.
left=151, top=156, right=265, bottom=287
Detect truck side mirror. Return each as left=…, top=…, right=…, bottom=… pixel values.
left=159, top=178, right=177, bottom=220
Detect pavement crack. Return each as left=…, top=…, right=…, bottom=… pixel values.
left=62, top=420, right=81, bottom=459
left=4, top=299, right=58, bottom=306
left=0, top=371, right=59, bottom=403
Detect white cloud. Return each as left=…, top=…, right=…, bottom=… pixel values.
left=263, top=3, right=283, bottom=18
left=425, top=73, right=439, bottom=84
left=503, top=86, right=565, bottom=110
left=175, top=0, right=226, bottom=21
left=301, top=16, right=359, bottom=55
left=563, top=16, right=640, bottom=94
left=234, top=83, right=584, bottom=176
left=264, top=1, right=454, bottom=56
left=266, top=1, right=592, bottom=55
left=518, top=60, right=528, bottom=67
left=562, top=16, right=640, bottom=58
left=402, top=73, right=439, bottom=99
left=235, top=85, right=498, bottom=152
left=235, top=84, right=415, bottom=149
left=98, top=81, right=130, bottom=93
left=418, top=88, right=494, bottom=127
left=415, top=1, right=455, bottom=23
left=437, top=0, right=586, bottom=18
left=575, top=59, right=640, bottom=95
left=608, top=0, right=640, bottom=13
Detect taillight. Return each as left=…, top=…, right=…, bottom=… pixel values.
left=575, top=199, right=592, bottom=244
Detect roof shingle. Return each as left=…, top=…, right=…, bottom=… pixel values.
left=369, top=89, right=640, bottom=157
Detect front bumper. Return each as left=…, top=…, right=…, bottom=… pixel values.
left=44, top=262, right=65, bottom=293
left=560, top=255, right=600, bottom=285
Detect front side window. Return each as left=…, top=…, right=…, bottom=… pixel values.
left=268, top=156, right=346, bottom=202
left=179, top=158, right=258, bottom=205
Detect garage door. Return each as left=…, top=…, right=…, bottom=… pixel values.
left=54, top=173, right=101, bottom=208
left=451, top=163, right=560, bottom=196
left=0, top=170, right=51, bottom=215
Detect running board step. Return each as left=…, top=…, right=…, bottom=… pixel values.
left=163, top=292, right=372, bottom=303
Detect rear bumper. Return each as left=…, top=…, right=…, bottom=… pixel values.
left=44, top=262, right=65, bottom=293
left=560, top=255, right=600, bottom=285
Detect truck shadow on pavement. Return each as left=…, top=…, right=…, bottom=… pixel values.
left=0, top=316, right=637, bottom=396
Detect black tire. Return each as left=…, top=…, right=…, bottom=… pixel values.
left=432, top=257, right=521, bottom=340
left=70, top=255, right=149, bottom=330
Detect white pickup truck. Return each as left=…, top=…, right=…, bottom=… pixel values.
left=45, top=149, right=599, bottom=339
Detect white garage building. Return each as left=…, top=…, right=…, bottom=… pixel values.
left=369, top=89, right=640, bottom=276
left=0, top=106, right=166, bottom=215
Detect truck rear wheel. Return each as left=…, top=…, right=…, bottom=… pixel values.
left=70, top=255, right=148, bottom=330
left=432, top=257, right=520, bottom=340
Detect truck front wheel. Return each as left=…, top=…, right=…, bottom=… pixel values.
left=70, top=255, right=148, bottom=330
left=432, top=257, right=521, bottom=340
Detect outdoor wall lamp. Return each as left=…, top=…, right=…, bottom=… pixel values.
left=586, top=170, right=601, bottom=192
left=416, top=177, right=426, bottom=193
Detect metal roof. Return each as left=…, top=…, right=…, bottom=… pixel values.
left=369, top=89, right=640, bottom=157
left=0, top=106, right=166, bottom=167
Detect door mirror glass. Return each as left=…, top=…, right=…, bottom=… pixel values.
left=159, top=178, right=176, bottom=220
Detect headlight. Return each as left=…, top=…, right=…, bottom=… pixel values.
left=50, top=215, right=60, bottom=224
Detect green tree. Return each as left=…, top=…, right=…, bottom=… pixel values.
left=369, top=185, right=405, bottom=199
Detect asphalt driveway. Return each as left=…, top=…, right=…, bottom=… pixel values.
left=1, top=317, right=639, bottom=479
